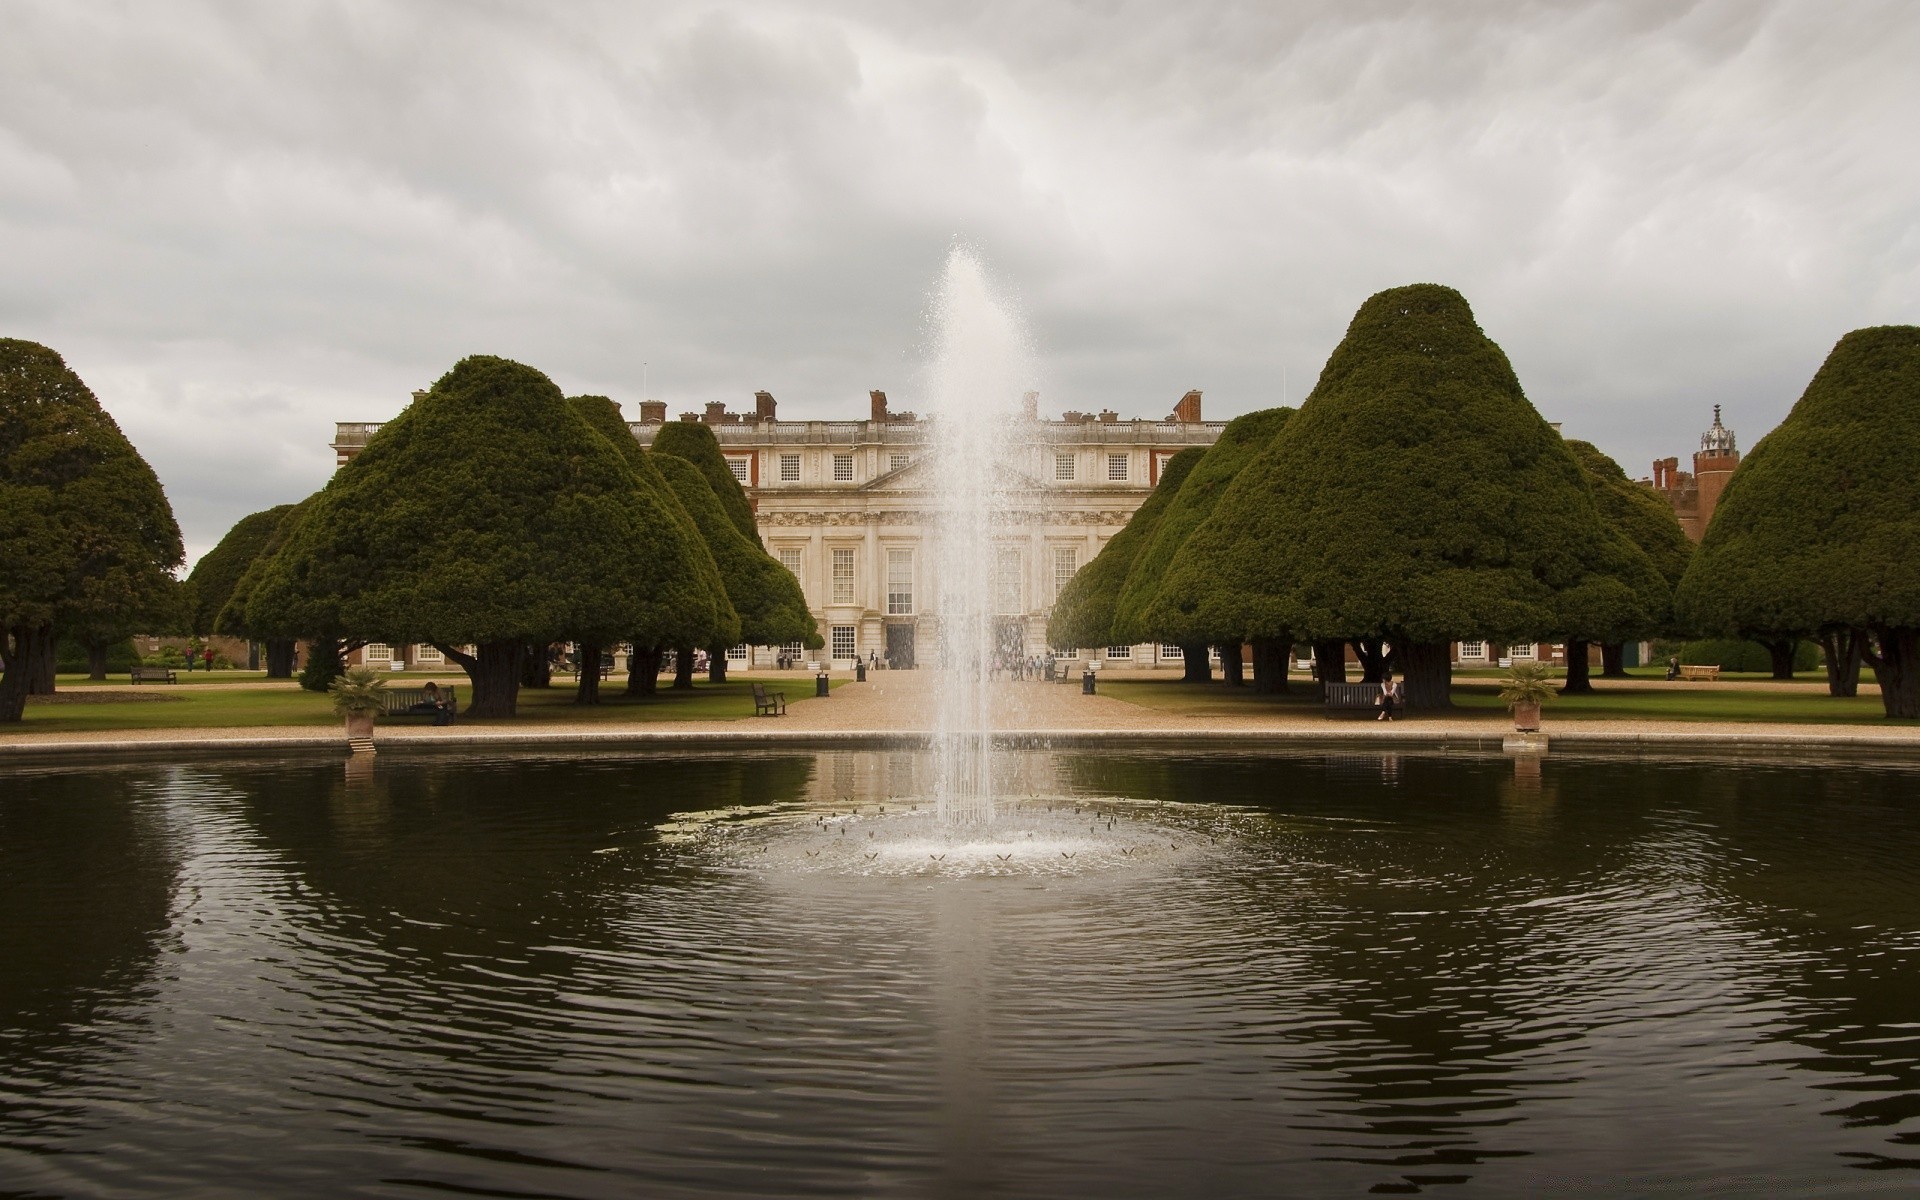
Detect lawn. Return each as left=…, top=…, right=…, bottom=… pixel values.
left=10, top=673, right=842, bottom=733
left=1101, top=678, right=1905, bottom=725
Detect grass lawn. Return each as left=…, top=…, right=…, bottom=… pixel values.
left=10, top=673, right=843, bottom=734
left=1102, top=678, right=1906, bottom=725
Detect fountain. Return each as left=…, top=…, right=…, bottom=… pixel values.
left=924, top=247, right=1030, bottom=824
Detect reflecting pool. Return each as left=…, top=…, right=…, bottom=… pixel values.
left=3, top=748, right=1919, bottom=1197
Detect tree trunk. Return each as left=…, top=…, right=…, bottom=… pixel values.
left=299, top=637, right=347, bottom=691
left=87, top=641, right=110, bottom=682
left=1820, top=628, right=1866, bottom=698
left=674, top=645, right=695, bottom=690
left=0, top=624, right=53, bottom=722
left=28, top=631, right=56, bottom=695
left=1864, top=626, right=1919, bottom=720
left=627, top=644, right=662, bottom=696
left=1600, top=642, right=1628, bottom=678
left=574, top=639, right=602, bottom=705
left=1399, top=640, right=1452, bottom=710
left=1352, top=637, right=1390, bottom=684
left=1762, top=637, right=1797, bottom=680
left=1218, top=642, right=1245, bottom=687
left=1180, top=643, right=1211, bottom=683
left=1250, top=637, right=1290, bottom=694
left=264, top=639, right=297, bottom=679
left=441, top=640, right=524, bottom=718
left=521, top=644, right=553, bottom=689
left=707, top=646, right=728, bottom=684
left=1313, top=639, right=1348, bottom=688
left=1561, top=639, right=1593, bottom=695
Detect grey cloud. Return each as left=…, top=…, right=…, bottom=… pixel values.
left=2, top=0, right=1915, bottom=564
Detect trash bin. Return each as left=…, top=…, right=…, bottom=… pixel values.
left=1081, top=669, right=1096, bottom=695
left=855, top=662, right=867, bottom=682
left=815, top=671, right=830, bottom=698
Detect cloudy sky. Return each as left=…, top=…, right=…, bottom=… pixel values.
left=4, top=0, right=1917, bottom=564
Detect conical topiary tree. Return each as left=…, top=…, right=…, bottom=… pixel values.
left=650, top=420, right=760, bottom=545
left=1122, top=408, right=1294, bottom=687
left=1, top=339, right=184, bottom=719
left=246, top=356, right=727, bottom=717
left=1563, top=440, right=1692, bottom=686
left=1047, top=446, right=1205, bottom=661
left=1151, top=284, right=1660, bottom=710
left=568, top=396, right=740, bottom=700
left=1676, top=326, right=1920, bottom=718
left=190, top=503, right=298, bottom=675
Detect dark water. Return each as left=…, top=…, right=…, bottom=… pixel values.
left=3, top=748, right=1919, bottom=1198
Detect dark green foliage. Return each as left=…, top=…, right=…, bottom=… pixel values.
left=1676, top=326, right=1920, bottom=717
left=1047, top=447, right=1205, bottom=650
left=1154, top=285, right=1662, bottom=650
left=189, top=505, right=296, bottom=635
left=0, top=339, right=184, bottom=719
left=1564, top=441, right=1693, bottom=593
left=650, top=421, right=760, bottom=546
left=246, top=356, right=727, bottom=716
left=652, top=454, right=812, bottom=647
left=1121, top=409, right=1293, bottom=644
left=566, top=396, right=740, bottom=650
left=55, top=636, right=140, bottom=673
left=1671, top=638, right=1819, bottom=674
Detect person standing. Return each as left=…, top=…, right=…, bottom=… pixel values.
left=1375, top=674, right=1400, bottom=721
left=203, top=647, right=215, bottom=673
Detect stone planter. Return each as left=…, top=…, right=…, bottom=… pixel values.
left=344, top=712, right=376, bottom=740
left=1511, top=702, right=1542, bottom=732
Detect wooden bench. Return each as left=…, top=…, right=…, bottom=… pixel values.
left=1678, top=664, right=1721, bottom=681
left=752, top=682, right=786, bottom=716
left=382, top=687, right=457, bottom=724
left=1325, top=681, right=1399, bottom=717
left=130, top=665, right=177, bottom=684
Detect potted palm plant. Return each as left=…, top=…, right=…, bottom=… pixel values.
left=1498, top=661, right=1554, bottom=732
left=329, top=666, right=388, bottom=740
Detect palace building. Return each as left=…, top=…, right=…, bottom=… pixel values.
left=1642, top=405, right=1740, bottom=541
left=332, top=389, right=1225, bottom=671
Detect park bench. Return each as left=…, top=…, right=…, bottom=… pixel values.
left=1678, top=664, right=1721, bottom=682
left=1325, top=681, right=1399, bottom=717
left=382, top=686, right=457, bottom=724
left=752, top=682, right=786, bottom=717
left=130, top=665, right=177, bottom=684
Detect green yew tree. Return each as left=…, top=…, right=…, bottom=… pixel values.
left=1, top=339, right=184, bottom=718
left=1047, top=446, right=1205, bottom=659
left=567, top=396, right=741, bottom=700
left=650, top=421, right=760, bottom=545
left=245, top=356, right=726, bottom=717
left=1557, top=440, right=1689, bottom=692
left=1152, top=284, right=1660, bottom=710
left=1122, top=409, right=1295, bottom=687
left=1676, top=326, right=1920, bottom=718
left=190, top=503, right=299, bottom=676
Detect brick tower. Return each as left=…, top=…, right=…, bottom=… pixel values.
left=1693, top=405, right=1739, bottom=534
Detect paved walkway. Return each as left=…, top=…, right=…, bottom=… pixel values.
left=5, top=669, right=1918, bottom=759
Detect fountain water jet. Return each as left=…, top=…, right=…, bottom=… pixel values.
left=925, top=248, right=1032, bottom=824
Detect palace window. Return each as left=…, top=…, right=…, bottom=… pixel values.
left=890, top=452, right=911, bottom=472
left=1055, top=453, right=1076, bottom=481
left=726, top=456, right=751, bottom=483
left=778, top=545, right=803, bottom=579
left=887, top=548, right=914, bottom=615
left=1510, top=642, right=1538, bottom=660
left=779, top=453, right=801, bottom=482
left=1107, top=453, right=1129, bottom=481
left=1459, top=640, right=1488, bottom=660
left=995, top=547, right=1023, bottom=615
left=1160, top=644, right=1183, bottom=660
left=1106, top=644, right=1133, bottom=659
left=727, top=645, right=750, bottom=662
left=781, top=641, right=805, bottom=662
left=833, top=453, right=854, bottom=482
left=831, top=547, right=856, bottom=604
left=831, top=625, right=857, bottom=660
left=364, top=643, right=392, bottom=663
left=413, top=644, right=443, bottom=664
left=1052, top=545, right=1079, bottom=601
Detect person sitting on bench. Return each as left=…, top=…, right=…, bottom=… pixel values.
left=408, top=682, right=445, bottom=715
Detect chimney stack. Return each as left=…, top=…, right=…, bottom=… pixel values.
left=703, top=401, right=729, bottom=425
left=1022, top=391, right=1040, bottom=420
left=754, top=390, right=777, bottom=422
left=638, top=400, right=666, bottom=423
left=870, top=389, right=888, bottom=422
left=1098, top=409, right=1119, bottom=424
left=1171, top=389, right=1202, bottom=423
